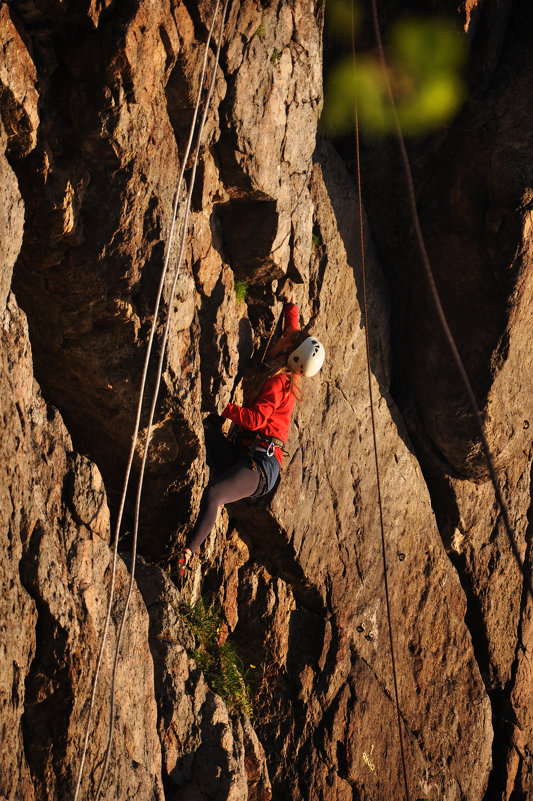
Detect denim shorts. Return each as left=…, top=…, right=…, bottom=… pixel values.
left=251, top=449, right=281, bottom=497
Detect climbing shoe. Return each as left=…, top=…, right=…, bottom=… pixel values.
left=178, top=547, right=192, bottom=578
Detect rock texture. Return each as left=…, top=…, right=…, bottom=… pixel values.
left=0, top=6, right=271, bottom=797
left=1, top=247, right=164, bottom=800
left=135, top=558, right=272, bottom=801
left=5, top=0, right=323, bottom=550
left=352, top=1, right=533, bottom=798
left=221, top=141, right=492, bottom=801
left=1, top=0, right=532, bottom=800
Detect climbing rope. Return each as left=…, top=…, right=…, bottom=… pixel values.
left=73, top=3, right=225, bottom=799
left=351, top=4, right=411, bottom=800
left=94, top=1, right=231, bottom=798
left=369, top=0, right=526, bottom=593
left=261, top=306, right=284, bottom=363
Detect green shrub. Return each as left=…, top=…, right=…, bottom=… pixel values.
left=234, top=279, right=248, bottom=304
left=254, top=18, right=265, bottom=40
left=109, top=531, right=128, bottom=551
left=270, top=49, right=282, bottom=64
left=321, top=10, right=466, bottom=136
left=181, top=597, right=252, bottom=716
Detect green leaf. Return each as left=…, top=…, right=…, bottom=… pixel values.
left=322, top=15, right=466, bottom=136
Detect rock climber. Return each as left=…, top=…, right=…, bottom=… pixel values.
left=178, top=299, right=325, bottom=573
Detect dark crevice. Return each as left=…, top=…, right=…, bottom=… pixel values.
left=309, top=218, right=327, bottom=320
left=165, top=41, right=211, bottom=155
left=404, top=439, right=527, bottom=801
left=482, top=460, right=533, bottom=800
left=409, top=447, right=533, bottom=801
left=231, top=506, right=326, bottom=614
left=180, top=0, right=215, bottom=43
left=18, top=522, right=75, bottom=801
left=482, top=683, right=520, bottom=801
left=217, top=197, right=281, bottom=284
left=448, top=551, right=491, bottom=687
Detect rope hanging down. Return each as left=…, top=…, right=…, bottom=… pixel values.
left=351, top=4, right=411, bottom=800
left=261, top=306, right=284, bottom=363
left=95, top=3, right=230, bottom=798
left=73, top=3, right=228, bottom=798
left=369, top=0, right=528, bottom=598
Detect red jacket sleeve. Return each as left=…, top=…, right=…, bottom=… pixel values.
left=222, top=376, right=285, bottom=431
left=270, top=303, right=300, bottom=358
left=283, top=303, right=299, bottom=333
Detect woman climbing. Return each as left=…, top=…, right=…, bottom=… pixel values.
left=178, top=300, right=325, bottom=573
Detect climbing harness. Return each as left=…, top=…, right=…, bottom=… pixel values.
left=229, top=428, right=285, bottom=497
left=248, top=450, right=281, bottom=498
left=369, top=0, right=525, bottom=595
left=249, top=459, right=267, bottom=497
left=351, top=4, right=410, bottom=799
left=258, top=437, right=284, bottom=456
left=242, top=433, right=286, bottom=456
left=73, top=2, right=230, bottom=799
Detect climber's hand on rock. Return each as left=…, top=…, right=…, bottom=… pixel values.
left=277, top=279, right=294, bottom=305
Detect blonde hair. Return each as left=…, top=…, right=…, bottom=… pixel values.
left=245, top=329, right=308, bottom=405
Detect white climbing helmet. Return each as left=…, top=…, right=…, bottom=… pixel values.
left=288, top=336, right=325, bottom=377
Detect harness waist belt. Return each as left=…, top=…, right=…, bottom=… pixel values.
left=242, top=435, right=285, bottom=450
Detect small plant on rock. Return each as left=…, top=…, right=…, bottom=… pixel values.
left=109, top=530, right=129, bottom=552
left=234, top=278, right=248, bottom=304
left=181, top=597, right=252, bottom=716
left=254, top=17, right=265, bottom=40
left=270, top=49, right=282, bottom=65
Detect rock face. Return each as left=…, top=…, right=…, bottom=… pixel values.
left=5, top=0, right=323, bottom=549
left=354, top=2, right=533, bottom=798
left=134, top=558, right=272, bottom=801
left=1, top=226, right=164, bottom=801
left=221, top=141, right=492, bottom=801
left=1, top=1, right=532, bottom=801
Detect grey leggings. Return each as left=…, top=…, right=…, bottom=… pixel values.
left=187, top=423, right=259, bottom=555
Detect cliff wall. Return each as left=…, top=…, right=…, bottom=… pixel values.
left=0, top=1, right=531, bottom=800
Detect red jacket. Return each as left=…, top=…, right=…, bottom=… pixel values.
left=222, top=303, right=300, bottom=466
left=269, top=302, right=299, bottom=356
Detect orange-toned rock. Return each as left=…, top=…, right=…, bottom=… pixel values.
left=0, top=4, right=39, bottom=157
left=1, top=0, right=532, bottom=799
